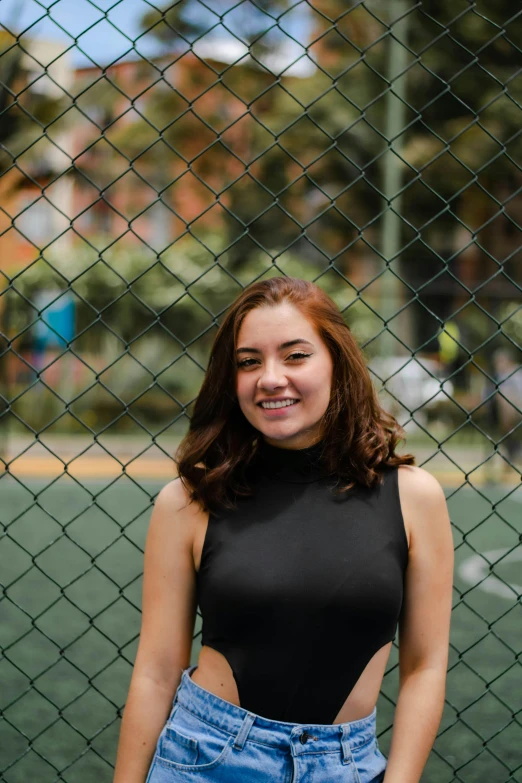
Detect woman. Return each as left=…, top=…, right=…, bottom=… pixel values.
left=113, top=277, right=454, bottom=783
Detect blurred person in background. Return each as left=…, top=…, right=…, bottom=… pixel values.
left=438, top=319, right=469, bottom=394
left=491, top=348, right=522, bottom=470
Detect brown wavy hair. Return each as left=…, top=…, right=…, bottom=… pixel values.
left=175, top=276, right=415, bottom=514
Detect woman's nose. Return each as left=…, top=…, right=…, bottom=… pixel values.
left=258, top=363, right=289, bottom=387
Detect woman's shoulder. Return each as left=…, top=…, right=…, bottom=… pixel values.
left=151, top=478, right=209, bottom=569
left=153, top=477, right=206, bottom=531
left=396, top=465, right=449, bottom=552
left=156, top=475, right=193, bottom=508
left=396, top=464, right=444, bottom=500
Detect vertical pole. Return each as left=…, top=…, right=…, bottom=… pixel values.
left=381, top=1, right=410, bottom=355
left=0, top=294, right=10, bottom=464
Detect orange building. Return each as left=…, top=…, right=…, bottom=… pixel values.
left=70, top=49, right=276, bottom=252
left=1, top=43, right=277, bottom=272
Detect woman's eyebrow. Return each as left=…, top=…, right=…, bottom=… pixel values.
left=236, top=339, right=314, bottom=355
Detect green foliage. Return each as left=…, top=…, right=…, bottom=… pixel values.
left=6, top=232, right=383, bottom=431
left=0, top=31, right=67, bottom=178
left=141, top=0, right=294, bottom=53
left=9, top=231, right=380, bottom=349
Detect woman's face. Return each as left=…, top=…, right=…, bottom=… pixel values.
left=235, top=302, right=333, bottom=449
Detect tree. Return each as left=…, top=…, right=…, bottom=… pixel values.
left=0, top=31, right=66, bottom=195
left=70, top=1, right=522, bottom=350
left=397, top=1, right=522, bottom=349
left=125, top=0, right=388, bottom=270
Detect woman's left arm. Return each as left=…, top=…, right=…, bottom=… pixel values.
left=383, top=465, right=455, bottom=783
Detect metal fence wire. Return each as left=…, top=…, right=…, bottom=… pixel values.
left=1, top=1, right=522, bottom=781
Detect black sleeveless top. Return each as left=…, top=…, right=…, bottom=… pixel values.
left=195, top=438, right=408, bottom=725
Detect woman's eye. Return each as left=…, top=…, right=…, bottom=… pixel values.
left=237, top=352, right=312, bottom=368
left=288, top=352, right=312, bottom=361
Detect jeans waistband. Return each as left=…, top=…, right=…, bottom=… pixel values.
left=173, top=665, right=377, bottom=758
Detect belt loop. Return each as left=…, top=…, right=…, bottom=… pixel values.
left=168, top=701, right=179, bottom=722
left=233, top=712, right=256, bottom=751
left=175, top=665, right=193, bottom=703
left=340, top=724, right=354, bottom=765
left=185, top=664, right=198, bottom=680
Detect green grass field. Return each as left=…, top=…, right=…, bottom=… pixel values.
left=1, top=476, right=521, bottom=783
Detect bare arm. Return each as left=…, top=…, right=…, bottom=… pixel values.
left=112, top=479, right=199, bottom=783
left=384, top=466, right=454, bottom=783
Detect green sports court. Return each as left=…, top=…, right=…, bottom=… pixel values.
left=1, top=473, right=520, bottom=783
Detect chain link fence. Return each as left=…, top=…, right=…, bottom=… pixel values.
left=1, top=1, right=521, bottom=781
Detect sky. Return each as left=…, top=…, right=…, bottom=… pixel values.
left=0, top=0, right=311, bottom=71
left=0, top=0, right=167, bottom=66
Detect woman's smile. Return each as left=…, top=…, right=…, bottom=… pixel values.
left=258, top=399, right=301, bottom=416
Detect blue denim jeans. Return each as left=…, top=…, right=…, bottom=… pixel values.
left=145, top=664, right=388, bottom=782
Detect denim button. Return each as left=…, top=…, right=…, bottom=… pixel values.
left=299, top=731, right=309, bottom=744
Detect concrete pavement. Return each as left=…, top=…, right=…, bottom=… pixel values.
left=1, top=433, right=521, bottom=487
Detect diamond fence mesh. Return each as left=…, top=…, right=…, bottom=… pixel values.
left=1, top=1, right=522, bottom=781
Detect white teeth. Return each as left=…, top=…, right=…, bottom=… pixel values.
left=261, top=399, right=299, bottom=409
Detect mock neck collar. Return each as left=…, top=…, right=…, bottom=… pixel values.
left=254, top=437, right=332, bottom=484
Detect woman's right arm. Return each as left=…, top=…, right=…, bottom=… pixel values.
left=112, top=478, right=199, bottom=783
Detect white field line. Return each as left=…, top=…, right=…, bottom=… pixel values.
left=458, top=547, right=522, bottom=600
